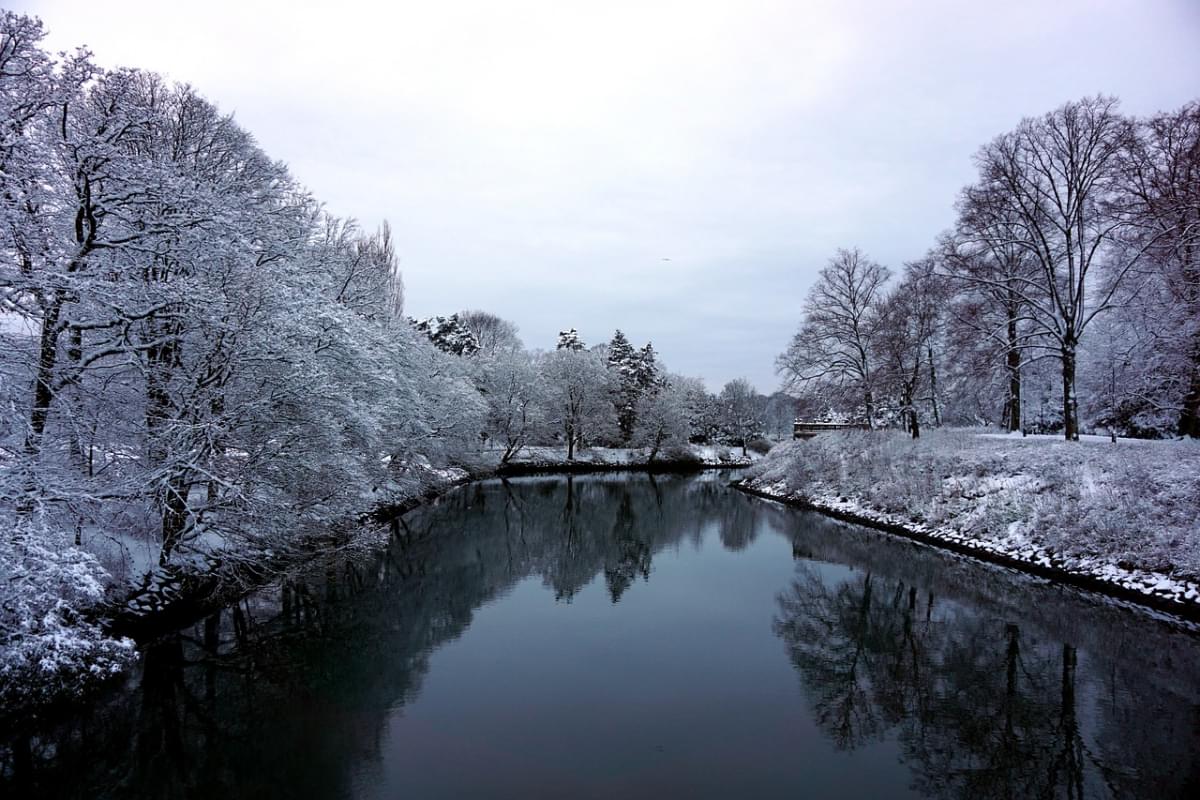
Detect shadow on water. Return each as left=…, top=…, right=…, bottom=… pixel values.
left=2, top=471, right=1199, bottom=799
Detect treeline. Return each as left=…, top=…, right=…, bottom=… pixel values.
left=0, top=12, right=501, bottom=692
left=414, top=316, right=786, bottom=460
left=0, top=12, right=766, bottom=698
left=779, top=96, right=1199, bottom=440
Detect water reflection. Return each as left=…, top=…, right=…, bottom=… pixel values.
left=775, top=529, right=1200, bottom=799
left=2, top=472, right=1198, bottom=799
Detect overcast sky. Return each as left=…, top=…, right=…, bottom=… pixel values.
left=17, top=0, right=1200, bottom=391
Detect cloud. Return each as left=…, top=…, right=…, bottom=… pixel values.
left=19, top=0, right=1200, bottom=390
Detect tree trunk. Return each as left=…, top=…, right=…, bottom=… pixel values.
left=1178, top=349, right=1200, bottom=438
left=25, top=293, right=63, bottom=456
left=207, top=393, right=225, bottom=502
left=145, top=338, right=176, bottom=465
left=159, top=473, right=189, bottom=565
left=864, top=389, right=875, bottom=429
left=1061, top=340, right=1079, bottom=441
left=648, top=432, right=662, bottom=463
left=566, top=423, right=576, bottom=460
left=926, top=343, right=940, bottom=427
left=1007, top=318, right=1022, bottom=432
left=906, top=390, right=920, bottom=439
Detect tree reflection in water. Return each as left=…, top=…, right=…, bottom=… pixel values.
left=2, top=472, right=1198, bottom=799
left=1, top=473, right=760, bottom=798
left=774, top=533, right=1200, bottom=798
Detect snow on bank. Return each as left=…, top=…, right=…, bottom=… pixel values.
left=741, top=429, right=1200, bottom=616
left=499, top=444, right=754, bottom=469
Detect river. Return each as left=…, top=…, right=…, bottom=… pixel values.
left=3, top=471, right=1199, bottom=798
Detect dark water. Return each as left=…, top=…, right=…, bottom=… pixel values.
left=4, top=472, right=1200, bottom=799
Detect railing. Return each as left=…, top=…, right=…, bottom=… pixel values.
left=793, top=421, right=871, bottom=439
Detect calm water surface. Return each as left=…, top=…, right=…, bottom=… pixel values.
left=4, top=472, right=1199, bottom=798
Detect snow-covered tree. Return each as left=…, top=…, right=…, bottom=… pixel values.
left=634, top=375, right=692, bottom=461
left=556, top=328, right=585, bottom=351
left=1103, top=101, right=1200, bottom=436
left=718, top=378, right=761, bottom=455
left=634, top=343, right=663, bottom=393
left=971, top=97, right=1138, bottom=440
left=413, top=314, right=481, bottom=356
left=606, top=329, right=639, bottom=440
left=537, top=346, right=616, bottom=459
left=478, top=345, right=544, bottom=462
left=876, top=261, right=947, bottom=438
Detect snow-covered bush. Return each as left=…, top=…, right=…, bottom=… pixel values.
left=0, top=519, right=135, bottom=707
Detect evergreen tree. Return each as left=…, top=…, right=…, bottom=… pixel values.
left=413, top=314, right=481, bottom=356
left=607, top=330, right=636, bottom=371
left=634, top=343, right=663, bottom=393
left=606, top=330, right=641, bottom=441
left=556, top=328, right=585, bottom=351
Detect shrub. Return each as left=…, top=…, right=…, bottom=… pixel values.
left=659, top=445, right=704, bottom=466
left=0, top=519, right=136, bottom=709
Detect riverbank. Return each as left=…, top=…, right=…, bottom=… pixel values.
left=738, top=429, right=1200, bottom=620
left=1, top=444, right=753, bottom=718
left=12, top=471, right=1200, bottom=798
left=118, top=444, right=753, bottom=633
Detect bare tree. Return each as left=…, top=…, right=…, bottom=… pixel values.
left=458, top=309, right=521, bottom=357
left=778, top=248, right=890, bottom=426
left=877, top=262, right=943, bottom=438
left=939, top=181, right=1044, bottom=431
left=973, top=97, right=1141, bottom=440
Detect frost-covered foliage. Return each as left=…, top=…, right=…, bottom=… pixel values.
left=0, top=518, right=135, bottom=706
left=633, top=374, right=692, bottom=459
left=748, top=429, right=1200, bottom=581
left=536, top=346, right=617, bottom=459
left=0, top=11, right=485, bottom=701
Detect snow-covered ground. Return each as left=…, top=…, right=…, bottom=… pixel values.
left=495, top=444, right=756, bottom=469
left=742, top=428, right=1200, bottom=615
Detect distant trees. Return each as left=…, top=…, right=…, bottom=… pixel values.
left=718, top=379, right=762, bottom=455
left=760, top=393, right=796, bottom=439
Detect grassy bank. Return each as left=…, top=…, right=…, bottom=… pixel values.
left=741, top=429, right=1200, bottom=617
